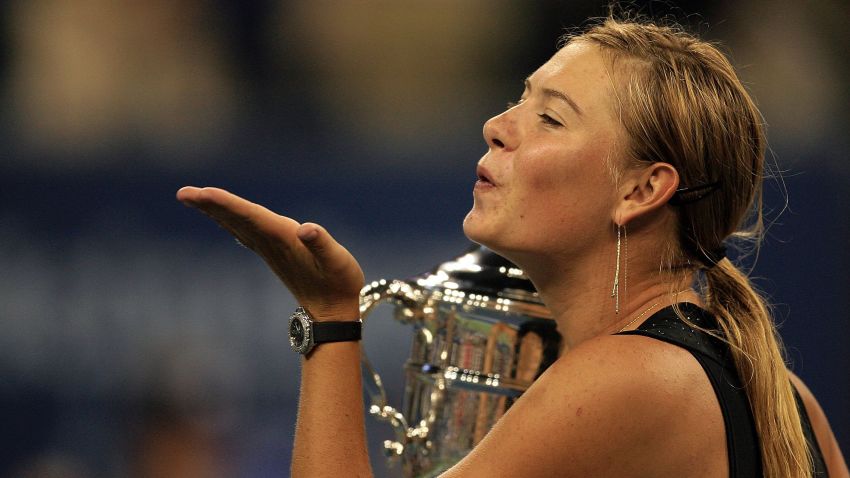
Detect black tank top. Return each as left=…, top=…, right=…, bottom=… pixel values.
left=615, top=303, right=828, bottom=477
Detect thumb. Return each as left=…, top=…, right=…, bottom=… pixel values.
left=295, top=222, right=364, bottom=302
left=296, top=222, right=341, bottom=265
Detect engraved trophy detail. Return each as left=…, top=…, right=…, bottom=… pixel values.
left=360, top=245, right=561, bottom=477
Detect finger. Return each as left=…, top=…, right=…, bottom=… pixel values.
left=176, top=186, right=201, bottom=205
left=179, top=186, right=300, bottom=241
left=179, top=187, right=258, bottom=218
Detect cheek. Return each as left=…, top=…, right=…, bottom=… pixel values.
left=525, top=142, right=609, bottom=191
left=518, top=144, right=615, bottom=221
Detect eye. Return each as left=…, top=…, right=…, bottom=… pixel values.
left=506, top=99, right=524, bottom=109
left=538, top=113, right=564, bottom=127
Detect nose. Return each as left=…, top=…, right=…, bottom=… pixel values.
left=483, top=109, right=518, bottom=151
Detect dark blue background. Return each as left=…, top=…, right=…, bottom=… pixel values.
left=1, top=1, right=847, bottom=476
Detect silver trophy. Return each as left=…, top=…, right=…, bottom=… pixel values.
left=360, top=245, right=561, bottom=477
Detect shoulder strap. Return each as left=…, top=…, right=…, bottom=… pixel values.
left=615, top=304, right=762, bottom=477
left=615, top=304, right=830, bottom=477
left=792, top=384, right=830, bottom=477
left=620, top=303, right=729, bottom=367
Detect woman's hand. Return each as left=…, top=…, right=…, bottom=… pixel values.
left=176, top=186, right=364, bottom=322
left=178, top=187, right=373, bottom=476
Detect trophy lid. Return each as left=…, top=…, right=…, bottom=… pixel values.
left=411, top=244, right=551, bottom=318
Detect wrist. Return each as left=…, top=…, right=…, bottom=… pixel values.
left=289, top=306, right=362, bottom=355
left=302, top=302, right=360, bottom=323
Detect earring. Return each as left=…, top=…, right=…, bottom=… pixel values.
left=611, top=224, right=628, bottom=314
left=611, top=225, right=622, bottom=314
left=623, top=224, right=628, bottom=306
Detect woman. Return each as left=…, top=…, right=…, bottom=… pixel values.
left=177, top=16, right=848, bottom=478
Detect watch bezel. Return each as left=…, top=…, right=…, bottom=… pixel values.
left=289, top=307, right=314, bottom=355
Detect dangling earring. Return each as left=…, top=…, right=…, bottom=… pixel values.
left=611, top=224, right=622, bottom=314
left=623, top=224, right=628, bottom=306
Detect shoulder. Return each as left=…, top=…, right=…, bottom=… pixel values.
left=443, top=333, right=725, bottom=478
left=542, top=332, right=712, bottom=411
left=788, top=371, right=850, bottom=477
left=542, top=333, right=725, bottom=445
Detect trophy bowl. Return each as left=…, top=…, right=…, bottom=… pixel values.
left=360, top=245, right=561, bottom=477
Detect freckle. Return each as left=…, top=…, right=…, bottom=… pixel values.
left=576, top=407, right=583, bottom=417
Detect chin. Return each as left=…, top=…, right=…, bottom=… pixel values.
left=462, top=210, right=489, bottom=245
left=463, top=213, right=510, bottom=259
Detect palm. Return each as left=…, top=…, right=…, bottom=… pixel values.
left=177, top=186, right=364, bottom=321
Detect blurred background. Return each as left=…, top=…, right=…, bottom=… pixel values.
left=0, top=1, right=847, bottom=476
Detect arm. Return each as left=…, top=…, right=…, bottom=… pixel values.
left=289, top=222, right=372, bottom=477
left=789, top=372, right=850, bottom=478
left=293, top=339, right=371, bottom=477
left=177, top=187, right=372, bottom=477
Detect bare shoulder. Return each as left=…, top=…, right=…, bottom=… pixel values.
left=442, top=333, right=725, bottom=478
left=788, top=371, right=850, bottom=478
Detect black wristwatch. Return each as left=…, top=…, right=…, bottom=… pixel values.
left=288, top=306, right=362, bottom=355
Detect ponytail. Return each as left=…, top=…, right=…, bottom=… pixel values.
left=703, top=260, right=812, bottom=477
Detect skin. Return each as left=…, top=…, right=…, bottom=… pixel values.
left=790, top=373, right=850, bottom=477
left=177, top=42, right=848, bottom=477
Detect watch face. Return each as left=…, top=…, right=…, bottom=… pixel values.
left=290, top=318, right=305, bottom=346
left=289, top=308, right=313, bottom=354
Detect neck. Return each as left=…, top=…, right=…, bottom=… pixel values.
left=512, top=238, right=699, bottom=350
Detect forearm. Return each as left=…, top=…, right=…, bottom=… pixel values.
left=175, top=188, right=372, bottom=475
left=292, top=341, right=373, bottom=478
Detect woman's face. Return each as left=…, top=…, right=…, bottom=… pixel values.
left=463, top=41, right=627, bottom=263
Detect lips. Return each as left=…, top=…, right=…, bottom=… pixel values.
left=476, top=165, right=496, bottom=187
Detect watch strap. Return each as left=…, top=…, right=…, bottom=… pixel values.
left=312, top=320, right=362, bottom=344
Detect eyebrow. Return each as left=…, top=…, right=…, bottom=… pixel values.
left=524, top=78, right=584, bottom=117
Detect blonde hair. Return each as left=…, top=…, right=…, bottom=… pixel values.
left=566, top=17, right=812, bottom=478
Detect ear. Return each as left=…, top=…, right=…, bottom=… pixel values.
left=613, top=162, right=679, bottom=226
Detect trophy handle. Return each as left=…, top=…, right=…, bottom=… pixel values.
left=359, top=279, right=428, bottom=458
